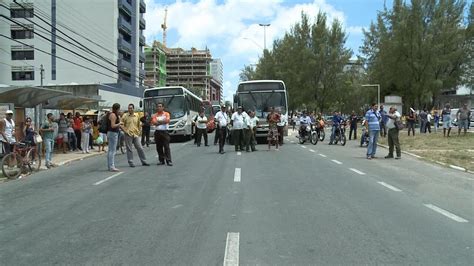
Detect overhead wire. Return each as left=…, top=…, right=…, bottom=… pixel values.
left=2, top=1, right=146, bottom=85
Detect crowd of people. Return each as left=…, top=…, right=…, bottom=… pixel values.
left=0, top=101, right=471, bottom=173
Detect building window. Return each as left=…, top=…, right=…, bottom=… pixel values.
left=11, top=8, right=34, bottom=18
left=11, top=50, right=34, bottom=60
left=12, top=71, right=34, bottom=80
left=11, top=30, right=34, bottom=39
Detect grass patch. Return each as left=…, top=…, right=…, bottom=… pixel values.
left=378, top=131, right=474, bottom=171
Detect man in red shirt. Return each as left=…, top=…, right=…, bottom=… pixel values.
left=151, top=103, right=172, bottom=166
left=73, top=112, right=83, bottom=150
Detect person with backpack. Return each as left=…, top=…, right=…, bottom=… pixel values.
left=98, top=111, right=109, bottom=152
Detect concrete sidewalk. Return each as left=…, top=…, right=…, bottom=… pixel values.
left=0, top=150, right=104, bottom=182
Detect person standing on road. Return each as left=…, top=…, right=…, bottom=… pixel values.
left=81, top=116, right=92, bottom=154
left=385, top=106, right=401, bottom=159
left=426, top=110, right=432, bottom=133
left=442, top=104, right=452, bottom=137
left=456, top=103, right=471, bottom=136
left=195, top=109, right=209, bottom=147
left=57, top=113, right=69, bottom=154
left=276, top=108, right=287, bottom=145
left=267, top=107, right=281, bottom=151
left=66, top=113, right=77, bottom=151
left=41, top=113, right=55, bottom=169
left=122, top=104, right=150, bottom=167
left=152, top=103, right=172, bottom=166
left=231, top=106, right=246, bottom=152
left=140, top=112, right=151, bottom=147
left=406, top=108, right=416, bottom=136
left=379, top=105, right=387, bottom=137
left=433, top=111, right=440, bottom=133
left=349, top=111, right=358, bottom=140
left=365, top=103, right=381, bottom=160
left=214, top=105, right=228, bottom=154
left=0, top=110, right=16, bottom=155
left=419, top=109, right=428, bottom=134
left=73, top=112, right=83, bottom=150
left=329, top=111, right=342, bottom=145
left=245, top=110, right=259, bottom=152
left=107, top=103, right=123, bottom=172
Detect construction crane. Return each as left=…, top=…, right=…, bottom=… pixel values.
left=161, top=7, right=168, bottom=47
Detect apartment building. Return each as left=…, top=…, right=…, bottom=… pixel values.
left=0, top=0, right=146, bottom=108
left=144, top=41, right=167, bottom=88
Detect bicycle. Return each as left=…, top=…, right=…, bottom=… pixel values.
left=1, top=142, right=41, bottom=179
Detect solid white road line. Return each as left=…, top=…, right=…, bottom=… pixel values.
left=94, top=172, right=123, bottom=185
left=234, top=168, right=241, bottom=182
left=449, top=165, right=466, bottom=171
left=318, top=154, right=327, bottom=158
left=424, top=204, right=468, bottom=223
left=237, top=152, right=241, bottom=156
left=331, top=159, right=342, bottom=165
left=349, top=168, right=366, bottom=175
left=309, top=149, right=316, bottom=153
left=223, top=232, right=240, bottom=266
left=377, top=181, right=402, bottom=192
left=301, top=145, right=307, bottom=149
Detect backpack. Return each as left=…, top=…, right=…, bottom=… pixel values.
left=98, top=113, right=109, bottom=133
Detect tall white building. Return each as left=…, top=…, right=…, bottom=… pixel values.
left=209, top=58, right=223, bottom=103
left=0, top=0, right=147, bottom=108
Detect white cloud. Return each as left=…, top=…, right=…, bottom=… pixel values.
left=346, top=26, right=365, bottom=35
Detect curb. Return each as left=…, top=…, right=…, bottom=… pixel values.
left=377, top=143, right=471, bottom=174
left=40, top=152, right=103, bottom=170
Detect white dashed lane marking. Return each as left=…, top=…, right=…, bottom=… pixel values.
left=237, top=152, right=241, bottom=156
left=377, top=181, right=402, bottom=192
left=331, top=159, right=342, bottom=165
left=309, top=149, right=316, bottom=153
left=223, top=232, right=240, bottom=266
left=424, top=204, right=468, bottom=223
left=349, top=168, right=366, bottom=175
left=93, top=172, right=123, bottom=185
left=318, top=154, right=327, bottom=158
left=234, top=168, right=241, bottom=182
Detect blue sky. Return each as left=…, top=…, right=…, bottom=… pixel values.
left=144, top=0, right=393, bottom=101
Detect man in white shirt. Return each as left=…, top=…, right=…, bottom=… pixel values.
left=231, top=106, right=246, bottom=152
left=195, top=110, right=208, bottom=147
left=385, top=106, right=402, bottom=159
left=276, top=108, right=287, bottom=145
left=0, top=110, right=16, bottom=155
left=245, top=110, right=259, bottom=152
left=214, top=105, right=228, bottom=154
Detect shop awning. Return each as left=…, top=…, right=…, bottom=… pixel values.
left=0, top=86, right=72, bottom=108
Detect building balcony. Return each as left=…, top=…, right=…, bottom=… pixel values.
left=117, top=37, right=132, bottom=54
left=140, top=0, right=146, bottom=13
left=139, top=51, right=145, bottom=63
left=139, top=17, right=146, bottom=30
left=139, top=35, right=145, bottom=46
left=118, top=58, right=132, bottom=74
left=118, top=16, right=132, bottom=32
left=118, top=0, right=132, bottom=16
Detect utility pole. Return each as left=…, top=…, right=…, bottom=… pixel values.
left=259, top=23, right=270, bottom=51
left=40, top=64, right=44, bottom=87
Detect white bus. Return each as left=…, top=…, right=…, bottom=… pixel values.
left=234, top=80, right=289, bottom=139
left=142, top=86, right=202, bottom=139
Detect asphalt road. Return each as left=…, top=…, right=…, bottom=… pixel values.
left=0, top=132, right=473, bottom=265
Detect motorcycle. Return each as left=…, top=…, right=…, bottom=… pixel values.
left=315, top=120, right=326, bottom=141
left=360, top=127, right=369, bottom=147
left=297, top=124, right=318, bottom=145
left=332, top=122, right=347, bottom=146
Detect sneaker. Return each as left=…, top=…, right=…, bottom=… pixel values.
left=142, top=162, right=150, bottom=166
left=384, top=155, right=394, bottom=159
left=129, top=164, right=136, bottom=168
left=157, top=161, right=165, bottom=165
left=166, top=161, right=173, bottom=166
left=110, top=168, right=120, bottom=172
left=367, top=156, right=372, bottom=160
left=395, top=156, right=401, bottom=160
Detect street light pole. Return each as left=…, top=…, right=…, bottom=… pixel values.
left=362, top=84, right=381, bottom=107
left=258, top=23, right=270, bottom=51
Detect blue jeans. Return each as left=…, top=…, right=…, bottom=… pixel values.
left=107, top=131, right=119, bottom=170
left=45, top=138, right=54, bottom=165
left=330, top=125, right=337, bottom=143
left=367, top=130, right=379, bottom=157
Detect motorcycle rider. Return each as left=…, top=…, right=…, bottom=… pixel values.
left=329, top=111, right=342, bottom=145
left=298, top=111, right=312, bottom=137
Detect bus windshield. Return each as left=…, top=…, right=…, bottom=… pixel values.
left=144, top=96, right=185, bottom=119
left=238, top=91, right=287, bottom=118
